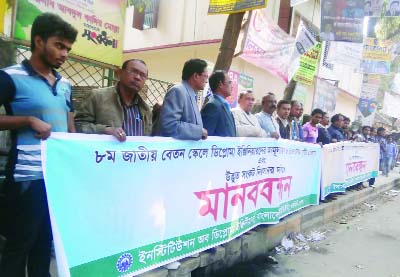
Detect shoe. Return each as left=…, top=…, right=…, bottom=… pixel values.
left=370, top=185, right=375, bottom=188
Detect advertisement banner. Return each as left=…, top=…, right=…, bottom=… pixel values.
left=239, top=10, right=295, bottom=83
left=293, top=42, right=321, bottom=86
left=42, top=133, right=321, bottom=276
left=288, top=20, right=318, bottom=81
left=361, top=38, right=393, bottom=74
left=355, top=74, right=380, bottom=126
left=382, top=92, right=400, bottom=118
left=312, top=78, right=339, bottom=114
left=208, top=0, right=267, bottom=14
left=0, top=0, right=5, bottom=34
left=326, top=41, right=363, bottom=68
left=320, top=0, right=364, bottom=42
left=226, top=71, right=254, bottom=108
left=364, top=0, right=384, bottom=17
left=14, top=0, right=125, bottom=66
left=321, top=142, right=379, bottom=199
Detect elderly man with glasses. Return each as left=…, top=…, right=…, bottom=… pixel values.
left=75, top=59, right=152, bottom=141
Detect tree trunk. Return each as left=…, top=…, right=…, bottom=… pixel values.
left=283, top=79, right=297, bottom=101
left=214, top=12, right=245, bottom=72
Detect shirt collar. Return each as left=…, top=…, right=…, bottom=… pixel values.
left=22, top=59, right=61, bottom=80
left=213, top=93, right=229, bottom=106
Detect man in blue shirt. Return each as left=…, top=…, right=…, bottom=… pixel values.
left=328, top=114, right=345, bottom=142
left=0, top=13, right=77, bottom=276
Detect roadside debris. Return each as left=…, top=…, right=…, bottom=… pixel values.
left=275, top=231, right=327, bottom=255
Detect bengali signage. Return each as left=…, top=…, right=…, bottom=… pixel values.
left=208, top=0, right=267, bottom=14
left=42, top=133, right=321, bottom=276
left=14, top=0, right=125, bottom=66
left=239, top=9, right=295, bottom=83
left=320, top=0, right=364, bottom=42
left=321, top=142, right=379, bottom=200
left=361, top=38, right=393, bottom=74
left=293, top=43, right=321, bottom=86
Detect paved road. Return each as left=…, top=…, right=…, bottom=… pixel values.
left=218, top=178, right=400, bottom=277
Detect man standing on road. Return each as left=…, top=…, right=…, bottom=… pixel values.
left=0, top=13, right=77, bottom=276
left=160, top=59, right=208, bottom=140
left=255, top=92, right=280, bottom=139
left=201, top=70, right=236, bottom=137
left=75, top=59, right=152, bottom=141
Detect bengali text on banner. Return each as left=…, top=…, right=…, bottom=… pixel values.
left=321, top=142, right=379, bottom=200
left=208, top=0, right=267, bottom=14
left=14, top=0, right=125, bottom=66
left=42, top=133, right=321, bottom=276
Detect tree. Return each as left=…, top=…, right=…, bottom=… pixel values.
left=213, top=12, right=245, bottom=71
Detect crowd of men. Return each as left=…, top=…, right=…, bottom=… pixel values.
left=0, top=13, right=399, bottom=276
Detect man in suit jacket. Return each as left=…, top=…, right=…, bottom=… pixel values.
left=160, top=59, right=208, bottom=140
left=201, top=70, right=236, bottom=137
left=231, top=91, right=266, bottom=137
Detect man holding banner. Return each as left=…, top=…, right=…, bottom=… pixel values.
left=0, top=13, right=77, bottom=276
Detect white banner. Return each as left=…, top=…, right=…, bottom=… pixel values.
left=326, top=41, right=363, bottom=68
left=382, top=92, right=400, bottom=118
left=321, top=142, right=379, bottom=200
left=42, top=134, right=321, bottom=276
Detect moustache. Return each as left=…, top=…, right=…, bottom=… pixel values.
left=269, top=105, right=277, bottom=109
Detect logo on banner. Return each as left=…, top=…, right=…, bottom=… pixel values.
left=116, top=253, right=133, bottom=273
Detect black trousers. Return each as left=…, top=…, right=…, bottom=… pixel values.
left=0, top=179, right=52, bottom=277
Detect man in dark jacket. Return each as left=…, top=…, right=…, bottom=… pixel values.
left=201, top=70, right=236, bottom=137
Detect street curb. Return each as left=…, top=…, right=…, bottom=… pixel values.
left=139, top=175, right=400, bottom=277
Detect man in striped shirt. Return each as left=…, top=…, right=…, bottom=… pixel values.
left=0, top=13, right=77, bottom=276
left=75, top=59, right=152, bottom=140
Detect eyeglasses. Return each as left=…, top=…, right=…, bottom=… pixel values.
left=125, top=68, right=147, bottom=79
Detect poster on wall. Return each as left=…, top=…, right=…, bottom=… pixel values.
left=208, top=0, right=267, bottom=14
left=355, top=74, right=380, bottom=126
left=364, top=0, right=384, bottom=16
left=320, top=0, right=364, bottom=42
left=385, top=0, right=400, bottom=16
left=226, top=71, right=254, bottom=108
left=239, top=10, right=295, bottom=83
left=361, top=38, right=393, bottom=74
left=14, top=0, right=125, bottom=66
left=312, top=78, right=339, bottom=114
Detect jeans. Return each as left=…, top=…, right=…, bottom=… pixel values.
left=0, top=179, right=52, bottom=277
left=380, top=158, right=389, bottom=176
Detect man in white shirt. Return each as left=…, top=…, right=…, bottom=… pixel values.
left=231, top=91, right=266, bottom=137
left=256, top=92, right=280, bottom=139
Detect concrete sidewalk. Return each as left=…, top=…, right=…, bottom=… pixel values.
left=48, top=173, right=400, bottom=277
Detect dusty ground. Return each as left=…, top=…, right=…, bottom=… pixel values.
left=217, top=176, right=400, bottom=277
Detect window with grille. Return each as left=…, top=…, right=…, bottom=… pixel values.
left=132, top=0, right=160, bottom=30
